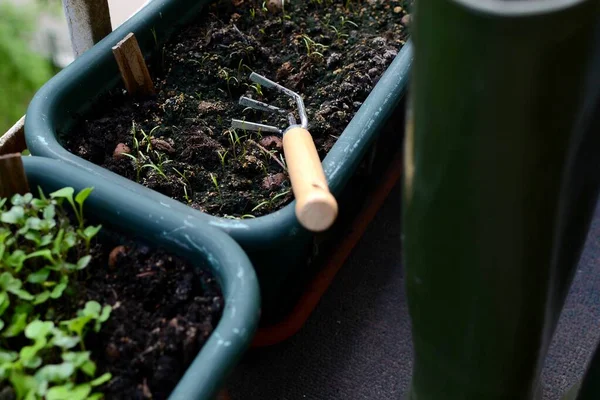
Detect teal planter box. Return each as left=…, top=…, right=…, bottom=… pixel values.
left=24, top=0, right=412, bottom=320
left=22, top=156, right=261, bottom=400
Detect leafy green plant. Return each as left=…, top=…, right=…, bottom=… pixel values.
left=0, top=188, right=112, bottom=399
left=300, top=34, right=328, bottom=58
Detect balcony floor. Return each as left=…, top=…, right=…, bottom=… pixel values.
left=228, top=184, right=600, bottom=400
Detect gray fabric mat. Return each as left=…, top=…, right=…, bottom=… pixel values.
left=228, top=185, right=600, bottom=400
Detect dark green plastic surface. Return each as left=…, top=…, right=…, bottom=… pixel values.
left=24, top=0, right=413, bottom=316
left=22, top=156, right=261, bottom=400
left=403, top=0, right=600, bottom=399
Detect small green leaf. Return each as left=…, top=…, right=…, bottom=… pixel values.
left=25, top=320, right=54, bottom=339
left=19, top=349, right=42, bottom=369
left=25, top=249, right=54, bottom=263
left=0, top=273, right=33, bottom=300
left=27, top=268, right=50, bottom=284
left=62, top=351, right=90, bottom=366
left=83, top=225, right=102, bottom=240
left=75, top=188, right=94, bottom=207
left=49, top=188, right=74, bottom=204
left=45, top=383, right=74, bottom=400
left=90, top=372, right=112, bottom=387
left=10, top=288, right=34, bottom=301
left=24, top=231, right=41, bottom=245
left=82, top=301, right=101, bottom=318
left=4, top=250, right=25, bottom=271
left=9, top=371, right=38, bottom=400
left=11, top=193, right=32, bottom=206
left=1, top=206, right=25, bottom=224
left=33, top=291, right=51, bottom=305
left=80, top=360, right=96, bottom=377
left=40, top=233, right=54, bottom=247
left=50, top=276, right=68, bottom=299
left=70, top=384, right=92, bottom=400
left=47, top=383, right=91, bottom=400
left=76, top=255, right=92, bottom=270
left=31, top=198, right=49, bottom=209
left=0, top=291, right=10, bottom=317
left=0, top=272, right=21, bottom=291
left=3, top=312, right=29, bottom=337
left=26, top=217, right=43, bottom=230
left=50, top=330, right=80, bottom=349
left=63, top=231, right=77, bottom=249
left=38, top=218, right=56, bottom=232
left=99, top=306, right=111, bottom=323
left=61, top=316, right=91, bottom=337
left=0, top=349, right=17, bottom=363
left=43, top=204, right=56, bottom=220
left=52, top=229, right=64, bottom=255
left=35, top=363, right=75, bottom=383
left=0, top=320, right=4, bottom=331
left=87, top=393, right=103, bottom=400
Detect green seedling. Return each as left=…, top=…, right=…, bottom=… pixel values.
left=249, top=8, right=256, bottom=19
left=339, top=16, right=358, bottom=29
left=142, top=151, right=171, bottom=180
left=237, top=59, right=253, bottom=81
left=246, top=83, right=264, bottom=97
left=0, top=189, right=112, bottom=399
left=261, top=1, right=268, bottom=13
left=173, top=168, right=193, bottom=204
left=301, top=34, right=328, bottom=58
left=252, top=189, right=291, bottom=213
left=329, top=25, right=348, bottom=41
left=218, top=68, right=239, bottom=99
left=209, top=174, right=223, bottom=204
left=121, top=153, right=143, bottom=183
left=217, top=150, right=229, bottom=170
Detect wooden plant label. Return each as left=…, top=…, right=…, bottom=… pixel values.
left=112, top=32, right=156, bottom=96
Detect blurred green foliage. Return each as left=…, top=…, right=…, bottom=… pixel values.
left=0, top=2, right=55, bottom=134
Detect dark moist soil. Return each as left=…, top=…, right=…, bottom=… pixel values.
left=76, top=236, right=223, bottom=400
left=64, top=0, right=410, bottom=218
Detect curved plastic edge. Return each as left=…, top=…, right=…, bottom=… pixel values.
left=24, top=0, right=412, bottom=245
left=21, top=156, right=261, bottom=400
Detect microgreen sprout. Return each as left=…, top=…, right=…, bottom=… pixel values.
left=0, top=188, right=112, bottom=399
left=301, top=34, right=328, bottom=58
left=252, top=189, right=291, bottom=213
left=339, top=16, right=358, bottom=29
left=173, top=168, right=193, bottom=204
left=237, top=59, right=253, bottom=81
left=142, top=151, right=171, bottom=180
left=209, top=174, right=223, bottom=204
left=246, top=83, right=264, bottom=97
left=218, top=68, right=239, bottom=99
left=217, top=150, right=229, bottom=170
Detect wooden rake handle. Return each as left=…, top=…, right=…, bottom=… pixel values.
left=283, top=127, right=338, bottom=232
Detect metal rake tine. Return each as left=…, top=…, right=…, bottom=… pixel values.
left=231, top=119, right=282, bottom=134
left=239, top=96, right=286, bottom=115
left=249, top=72, right=308, bottom=128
